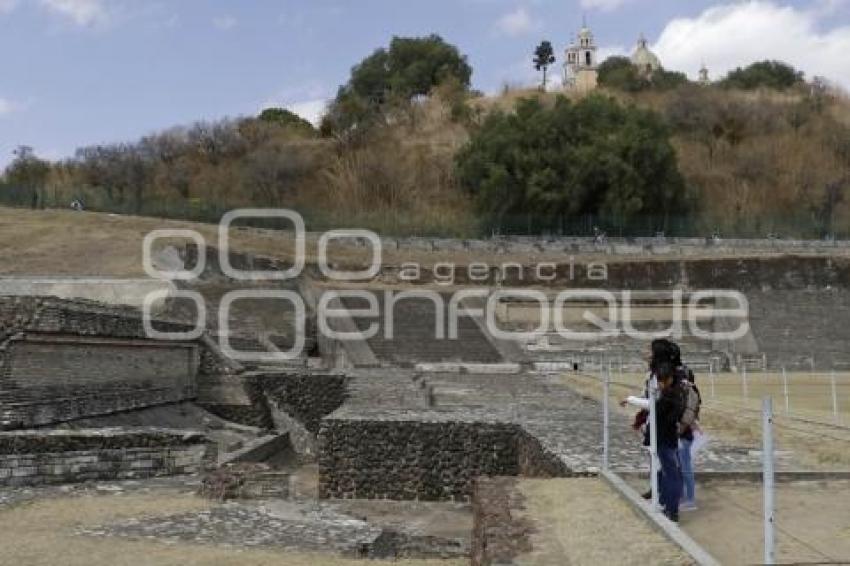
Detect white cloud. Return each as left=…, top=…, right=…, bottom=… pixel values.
left=653, top=1, right=850, bottom=90
left=495, top=6, right=537, bottom=37
left=213, top=15, right=237, bottom=31
left=0, top=97, right=15, bottom=117
left=580, top=0, right=632, bottom=11
left=0, top=0, right=19, bottom=15
left=285, top=99, right=328, bottom=126
left=39, top=0, right=110, bottom=27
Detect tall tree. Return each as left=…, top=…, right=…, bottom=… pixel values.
left=3, top=146, right=50, bottom=208
left=327, top=34, right=472, bottom=135
left=533, top=41, right=556, bottom=90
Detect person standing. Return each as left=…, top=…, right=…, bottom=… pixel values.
left=677, top=367, right=702, bottom=511
left=653, top=356, right=686, bottom=522
left=623, top=339, right=685, bottom=521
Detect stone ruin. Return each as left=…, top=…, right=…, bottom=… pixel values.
left=2, top=242, right=849, bottom=561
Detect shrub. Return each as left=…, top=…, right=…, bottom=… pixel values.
left=721, top=60, right=804, bottom=91
left=456, top=95, right=688, bottom=228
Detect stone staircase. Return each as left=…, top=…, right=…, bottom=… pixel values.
left=339, top=293, right=503, bottom=366
left=164, top=279, right=315, bottom=369
left=747, top=288, right=850, bottom=370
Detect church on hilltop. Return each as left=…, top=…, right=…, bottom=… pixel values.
left=562, top=23, right=598, bottom=93
left=630, top=34, right=661, bottom=77
left=561, top=22, right=704, bottom=91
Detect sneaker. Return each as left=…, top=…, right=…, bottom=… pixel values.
left=680, top=501, right=698, bottom=512
left=642, top=490, right=652, bottom=500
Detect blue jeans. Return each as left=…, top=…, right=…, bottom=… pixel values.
left=658, top=446, right=682, bottom=516
left=679, top=438, right=695, bottom=503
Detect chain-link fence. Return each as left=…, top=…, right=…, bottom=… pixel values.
left=2, top=182, right=848, bottom=240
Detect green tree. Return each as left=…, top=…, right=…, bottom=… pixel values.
left=652, top=69, right=689, bottom=90
left=598, top=56, right=689, bottom=92
left=327, top=34, right=472, bottom=134
left=2, top=146, right=50, bottom=208
left=533, top=41, right=556, bottom=90
left=598, top=56, right=647, bottom=92
left=721, top=60, right=804, bottom=90
left=5, top=146, right=49, bottom=188
left=455, top=95, right=688, bottom=229
left=258, top=107, right=317, bottom=134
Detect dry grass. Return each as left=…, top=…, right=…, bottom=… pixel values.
left=515, top=478, right=692, bottom=565
left=304, top=93, right=478, bottom=238
left=6, top=206, right=832, bottom=278
left=562, top=372, right=850, bottom=470
left=16, top=83, right=850, bottom=240
left=677, top=481, right=850, bottom=566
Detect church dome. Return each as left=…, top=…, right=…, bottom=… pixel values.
left=631, top=35, right=661, bottom=74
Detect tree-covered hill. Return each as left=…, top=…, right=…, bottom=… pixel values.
left=2, top=37, right=848, bottom=239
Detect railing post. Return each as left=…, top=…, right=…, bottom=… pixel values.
left=763, top=397, right=776, bottom=565
left=831, top=370, right=839, bottom=424
left=782, top=367, right=790, bottom=416
left=603, top=361, right=610, bottom=471
left=743, top=365, right=749, bottom=403
left=710, top=365, right=716, bottom=400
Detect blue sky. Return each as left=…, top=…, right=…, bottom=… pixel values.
left=1, top=0, right=849, bottom=169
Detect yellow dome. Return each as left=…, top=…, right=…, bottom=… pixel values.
left=631, top=35, right=661, bottom=73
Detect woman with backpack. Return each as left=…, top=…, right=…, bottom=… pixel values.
left=622, top=339, right=686, bottom=522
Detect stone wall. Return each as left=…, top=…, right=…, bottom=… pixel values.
left=366, top=254, right=849, bottom=289
left=1, top=335, right=198, bottom=428
left=516, top=429, right=572, bottom=478
left=0, top=296, right=240, bottom=429
left=0, top=428, right=214, bottom=487
left=471, top=477, right=533, bottom=566
left=254, top=372, right=348, bottom=433
left=318, top=416, right=568, bottom=502
left=200, top=371, right=349, bottom=436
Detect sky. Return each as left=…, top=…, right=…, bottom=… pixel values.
left=1, top=0, right=849, bottom=169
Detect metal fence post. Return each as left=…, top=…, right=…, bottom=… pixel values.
left=763, top=397, right=776, bottom=565
left=649, top=375, right=660, bottom=512
left=743, top=365, right=749, bottom=403
left=782, top=367, right=790, bottom=416
left=710, top=365, right=716, bottom=399
left=603, top=362, right=610, bottom=471
left=831, top=370, right=839, bottom=424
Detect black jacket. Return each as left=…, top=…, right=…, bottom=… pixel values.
left=642, top=380, right=685, bottom=449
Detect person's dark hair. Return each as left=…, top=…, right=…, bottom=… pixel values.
left=669, top=342, right=682, bottom=367
left=650, top=339, right=672, bottom=371
left=649, top=338, right=680, bottom=379
left=655, top=359, right=675, bottom=380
